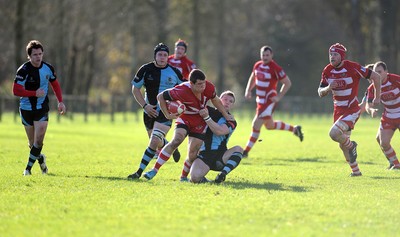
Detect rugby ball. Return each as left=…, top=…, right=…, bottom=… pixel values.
left=167, top=100, right=186, bottom=115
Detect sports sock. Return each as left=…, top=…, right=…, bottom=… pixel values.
left=221, top=152, right=242, bottom=175
left=272, top=121, right=294, bottom=132
left=26, top=145, right=42, bottom=171
left=153, top=149, right=171, bottom=172
left=383, top=146, right=400, bottom=167
left=137, top=147, right=156, bottom=176
left=244, top=129, right=260, bottom=152
left=349, top=161, right=361, bottom=174
left=181, top=160, right=192, bottom=178
left=341, top=136, right=353, bottom=149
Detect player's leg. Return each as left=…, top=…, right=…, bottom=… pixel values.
left=215, top=145, right=243, bottom=183
left=378, top=127, right=399, bottom=169
left=331, top=120, right=360, bottom=176
left=190, top=157, right=211, bottom=183
left=264, top=116, right=303, bottom=141
left=128, top=122, right=170, bottom=179
left=144, top=127, right=187, bottom=180
left=375, top=126, right=392, bottom=169
left=243, top=115, right=264, bottom=157
left=32, top=120, right=48, bottom=175
left=180, top=136, right=203, bottom=181
left=23, top=125, right=35, bottom=175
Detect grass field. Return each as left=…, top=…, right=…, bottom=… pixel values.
left=0, top=112, right=399, bottom=237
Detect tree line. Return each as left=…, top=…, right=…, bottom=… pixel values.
left=0, top=0, right=399, bottom=107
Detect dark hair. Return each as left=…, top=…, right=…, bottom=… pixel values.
left=260, top=45, right=273, bottom=54
left=189, top=69, right=206, bottom=83
left=154, top=43, right=169, bottom=57
left=374, top=61, right=387, bottom=71
left=26, top=40, right=43, bottom=56
left=175, top=39, right=188, bottom=52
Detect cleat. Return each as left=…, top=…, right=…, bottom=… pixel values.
left=23, top=170, right=32, bottom=176
left=390, top=166, right=400, bottom=170
left=39, top=154, right=48, bottom=174
left=180, top=176, right=189, bottom=182
left=294, top=125, right=304, bottom=142
left=215, top=172, right=226, bottom=184
left=198, top=177, right=211, bottom=183
left=143, top=169, right=157, bottom=180
left=242, top=150, right=248, bottom=158
left=127, top=172, right=140, bottom=179
left=348, top=141, right=358, bottom=163
left=349, top=172, right=362, bottom=177
left=387, top=164, right=394, bottom=170
left=173, top=148, right=181, bottom=163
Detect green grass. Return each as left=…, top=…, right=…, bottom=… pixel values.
left=0, top=112, right=399, bottom=237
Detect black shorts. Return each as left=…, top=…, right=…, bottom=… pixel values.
left=143, top=111, right=171, bottom=130
left=20, top=108, right=49, bottom=126
left=197, top=150, right=226, bottom=171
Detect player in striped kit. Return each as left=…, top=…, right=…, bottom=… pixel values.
left=143, top=69, right=232, bottom=181
left=168, top=39, right=196, bottom=80
left=318, top=43, right=381, bottom=177
left=13, top=40, right=66, bottom=176
left=243, top=45, right=303, bottom=158
left=365, top=61, right=400, bottom=170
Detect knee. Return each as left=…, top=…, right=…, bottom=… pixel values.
left=329, top=127, right=342, bottom=141
left=190, top=174, right=202, bottom=183
left=380, top=141, right=390, bottom=150
left=233, top=146, right=244, bottom=154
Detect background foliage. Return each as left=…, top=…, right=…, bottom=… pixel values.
left=0, top=0, right=399, bottom=107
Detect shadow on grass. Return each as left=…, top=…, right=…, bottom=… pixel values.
left=224, top=181, right=310, bottom=192
left=370, top=176, right=400, bottom=180
left=241, top=156, right=380, bottom=166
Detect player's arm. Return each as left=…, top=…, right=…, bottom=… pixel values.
left=199, top=107, right=230, bottom=136
left=272, top=76, right=291, bottom=103
left=211, top=96, right=233, bottom=121
left=132, top=85, right=157, bottom=118
left=318, top=82, right=332, bottom=97
left=50, top=80, right=66, bottom=115
left=370, top=71, right=381, bottom=106
left=244, top=72, right=256, bottom=99
left=13, top=70, right=45, bottom=97
left=157, top=90, right=177, bottom=120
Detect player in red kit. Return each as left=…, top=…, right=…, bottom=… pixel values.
left=365, top=61, right=400, bottom=170
left=318, top=43, right=381, bottom=177
left=243, top=45, right=303, bottom=158
left=143, top=69, right=232, bottom=181
left=168, top=39, right=196, bottom=80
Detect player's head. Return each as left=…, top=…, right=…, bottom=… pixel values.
left=26, top=40, right=44, bottom=66
left=174, top=39, right=188, bottom=58
left=154, top=43, right=169, bottom=67
left=373, top=61, right=388, bottom=80
left=220, top=90, right=235, bottom=111
left=260, top=45, right=273, bottom=64
left=329, top=43, right=346, bottom=67
left=189, top=69, right=206, bottom=93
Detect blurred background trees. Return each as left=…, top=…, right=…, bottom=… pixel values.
left=0, top=0, right=399, bottom=109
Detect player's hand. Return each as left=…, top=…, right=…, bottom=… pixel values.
left=167, top=113, right=179, bottom=120
left=370, top=108, right=378, bottom=118
left=36, top=88, right=45, bottom=97
left=58, top=102, right=66, bottom=115
left=225, top=113, right=234, bottom=121
left=372, top=98, right=380, bottom=106
left=245, top=91, right=252, bottom=99
left=199, top=108, right=209, bottom=119
left=271, top=95, right=280, bottom=103
left=144, top=104, right=158, bottom=118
